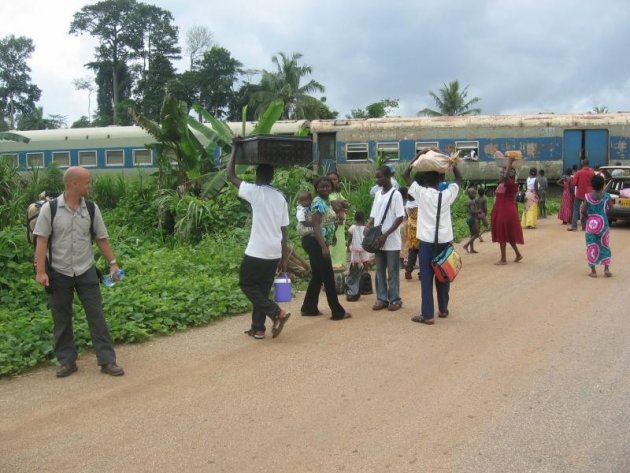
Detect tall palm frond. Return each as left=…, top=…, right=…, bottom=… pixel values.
left=419, top=80, right=481, bottom=116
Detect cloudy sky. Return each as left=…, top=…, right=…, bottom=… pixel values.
left=5, top=0, right=630, bottom=126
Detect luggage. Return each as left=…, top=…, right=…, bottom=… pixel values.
left=334, top=270, right=346, bottom=295
left=359, top=272, right=373, bottom=295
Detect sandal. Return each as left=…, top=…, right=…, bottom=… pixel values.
left=301, top=310, right=323, bottom=316
left=244, top=329, right=265, bottom=339
left=331, top=313, right=352, bottom=320
left=271, top=311, right=291, bottom=338
left=438, top=310, right=449, bottom=318
left=411, top=315, right=434, bottom=325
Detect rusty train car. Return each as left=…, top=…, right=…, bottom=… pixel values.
left=309, top=113, right=630, bottom=181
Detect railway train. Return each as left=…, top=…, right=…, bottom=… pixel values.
left=2, top=113, right=630, bottom=182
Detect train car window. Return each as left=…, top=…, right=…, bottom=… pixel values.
left=0, top=153, right=18, bottom=167
left=26, top=152, right=44, bottom=168
left=376, top=142, right=400, bottom=161
left=455, top=141, right=479, bottom=160
left=133, top=149, right=153, bottom=166
left=78, top=151, right=97, bottom=167
left=346, top=143, right=368, bottom=161
left=416, top=141, right=439, bottom=151
left=105, top=150, right=124, bottom=166
left=52, top=151, right=70, bottom=168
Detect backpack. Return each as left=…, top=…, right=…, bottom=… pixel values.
left=28, top=195, right=96, bottom=270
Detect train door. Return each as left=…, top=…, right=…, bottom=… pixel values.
left=317, top=132, right=336, bottom=172
left=563, top=129, right=609, bottom=170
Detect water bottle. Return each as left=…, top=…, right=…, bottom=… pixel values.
left=103, top=269, right=126, bottom=288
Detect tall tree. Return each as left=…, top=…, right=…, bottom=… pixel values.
left=253, top=52, right=324, bottom=119
left=592, top=106, right=608, bottom=114
left=418, top=80, right=481, bottom=116
left=184, top=26, right=214, bottom=71
left=136, top=53, right=176, bottom=121
left=70, top=0, right=141, bottom=125
left=0, top=35, right=42, bottom=129
left=196, top=46, right=242, bottom=120
left=73, top=77, right=96, bottom=123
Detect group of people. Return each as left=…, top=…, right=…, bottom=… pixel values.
left=31, top=148, right=614, bottom=378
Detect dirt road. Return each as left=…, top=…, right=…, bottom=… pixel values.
left=1, top=217, right=629, bottom=473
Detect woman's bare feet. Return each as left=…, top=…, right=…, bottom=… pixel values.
left=494, top=260, right=507, bottom=266
left=604, top=270, right=612, bottom=278
left=471, top=249, right=479, bottom=254
left=514, top=255, right=523, bottom=262
left=463, top=244, right=470, bottom=254
left=588, top=272, right=597, bottom=278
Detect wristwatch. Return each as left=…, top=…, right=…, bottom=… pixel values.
left=109, top=259, right=117, bottom=266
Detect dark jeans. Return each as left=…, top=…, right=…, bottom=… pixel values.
left=239, top=255, right=281, bottom=332
left=47, top=266, right=116, bottom=365
left=571, top=197, right=585, bottom=230
left=405, top=246, right=419, bottom=273
left=418, top=241, right=450, bottom=319
left=301, top=236, right=346, bottom=318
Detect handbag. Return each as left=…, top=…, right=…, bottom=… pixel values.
left=431, top=192, right=462, bottom=283
left=362, top=190, right=395, bottom=253
left=516, top=189, right=526, bottom=203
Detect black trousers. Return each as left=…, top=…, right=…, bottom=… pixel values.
left=239, top=255, right=281, bottom=332
left=301, top=236, right=346, bottom=318
left=47, top=266, right=116, bottom=365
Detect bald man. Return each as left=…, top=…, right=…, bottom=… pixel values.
left=33, top=167, right=124, bottom=378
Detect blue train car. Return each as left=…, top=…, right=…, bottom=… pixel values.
left=309, top=113, right=630, bottom=181
left=0, top=121, right=310, bottom=175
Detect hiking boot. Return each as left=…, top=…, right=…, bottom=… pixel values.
left=100, top=362, right=125, bottom=376
left=56, top=362, right=78, bottom=378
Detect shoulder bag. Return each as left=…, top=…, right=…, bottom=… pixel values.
left=431, top=192, right=462, bottom=283
left=362, top=190, right=395, bottom=253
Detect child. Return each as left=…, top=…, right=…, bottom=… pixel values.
left=537, top=169, right=548, bottom=218
left=296, top=191, right=314, bottom=237
left=462, top=187, right=481, bottom=254
left=403, top=190, right=419, bottom=280
left=345, top=211, right=370, bottom=301
left=582, top=174, right=612, bottom=278
left=475, top=187, right=489, bottom=242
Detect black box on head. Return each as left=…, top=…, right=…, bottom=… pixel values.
left=234, top=135, right=313, bottom=166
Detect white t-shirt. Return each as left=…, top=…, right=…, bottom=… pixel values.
left=238, top=182, right=289, bottom=259
left=369, top=187, right=405, bottom=251
left=408, top=182, right=460, bottom=243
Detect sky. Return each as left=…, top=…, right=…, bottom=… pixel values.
left=5, top=0, right=630, bottom=126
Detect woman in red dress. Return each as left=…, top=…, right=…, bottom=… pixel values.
left=557, top=168, right=574, bottom=224
left=491, top=157, right=524, bottom=265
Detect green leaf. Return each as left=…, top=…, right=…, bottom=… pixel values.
left=253, top=100, right=284, bottom=135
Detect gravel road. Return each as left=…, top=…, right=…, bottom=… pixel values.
left=1, top=216, right=629, bottom=473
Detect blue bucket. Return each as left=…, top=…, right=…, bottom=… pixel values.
left=274, top=274, right=292, bottom=303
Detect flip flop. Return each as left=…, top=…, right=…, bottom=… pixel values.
left=411, top=315, right=434, bottom=325
left=272, top=312, right=291, bottom=338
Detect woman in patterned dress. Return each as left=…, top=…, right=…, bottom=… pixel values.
left=582, top=174, right=612, bottom=278
left=557, top=168, right=574, bottom=224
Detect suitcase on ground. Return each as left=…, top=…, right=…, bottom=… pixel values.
left=334, top=271, right=346, bottom=295
left=359, top=272, right=373, bottom=295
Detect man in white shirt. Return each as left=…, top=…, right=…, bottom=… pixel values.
left=227, top=147, right=291, bottom=340
left=367, top=165, right=405, bottom=311
left=404, top=164, right=463, bottom=325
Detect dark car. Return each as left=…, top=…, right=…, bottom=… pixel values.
left=600, top=165, right=630, bottom=224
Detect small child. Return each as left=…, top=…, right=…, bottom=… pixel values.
left=475, top=187, right=489, bottom=241
left=582, top=174, right=612, bottom=278
left=462, top=187, right=481, bottom=254
left=537, top=169, right=548, bottom=218
left=345, top=211, right=370, bottom=301
left=296, top=191, right=314, bottom=237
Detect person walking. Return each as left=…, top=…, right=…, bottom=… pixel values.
left=227, top=147, right=291, bottom=340
left=326, top=171, right=349, bottom=271
left=403, top=163, right=463, bottom=325
left=583, top=174, right=613, bottom=278
left=490, top=157, right=524, bottom=264
left=569, top=160, right=594, bottom=231
left=33, top=166, right=124, bottom=378
left=345, top=211, right=370, bottom=301
left=521, top=167, right=539, bottom=229
left=367, top=165, right=405, bottom=312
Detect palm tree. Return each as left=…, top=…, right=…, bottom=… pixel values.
left=252, top=52, right=325, bottom=119
left=418, top=80, right=481, bottom=116
left=592, top=106, right=608, bottom=114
